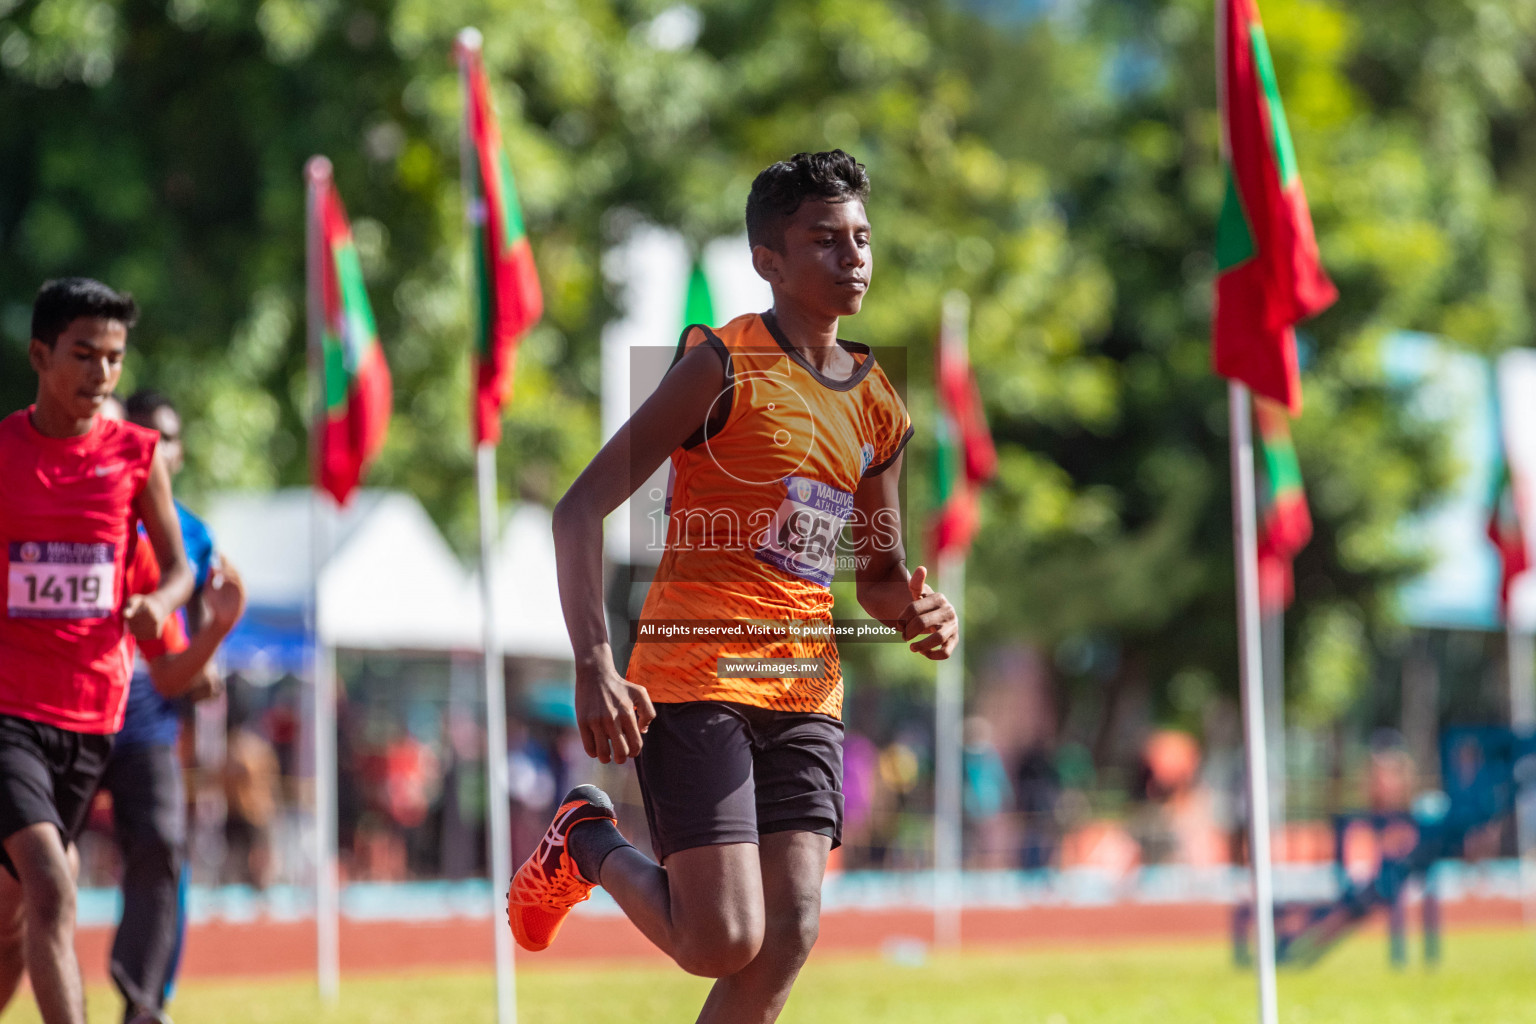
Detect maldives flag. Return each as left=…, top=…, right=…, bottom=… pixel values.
left=928, top=320, right=997, bottom=559
left=1253, top=397, right=1311, bottom=611
left=308, top=158, right=391, bottom=505
left=1488, top=455, right=1530, bottom=620
left=1214, top=0, right=1336, bottom=414
left=456, top=29, right=543, bottom=445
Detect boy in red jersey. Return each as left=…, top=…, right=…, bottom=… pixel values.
left=0, top=279, right=192, bottom=1024
left=512, top=152, right=957, bottom=1023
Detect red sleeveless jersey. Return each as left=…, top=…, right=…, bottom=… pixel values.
left=0, top=407, right=158, bottom=733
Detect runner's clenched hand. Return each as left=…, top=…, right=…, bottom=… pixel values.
left=576, top=654, right=656, bottom=765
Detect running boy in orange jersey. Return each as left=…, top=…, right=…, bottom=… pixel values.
left=514, top=151, right=957, bottom=1023
left=0, top=279, right=192, bottom=1024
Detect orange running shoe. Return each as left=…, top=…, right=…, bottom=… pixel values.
left=508, top=785, right=616, bottom=951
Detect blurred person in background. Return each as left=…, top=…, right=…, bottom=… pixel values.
left=837, top=730, right=879, bottom=868
left=435, top=710, right=487, bottom=879
left=1366, top=729, right=1416, bottom=815
left=506, top=719, right=557, bottom=867
left=1131, top=729, right=1224, bottom=866
left=382, top=724, right=441, bottom=878
left=98, top=391, right=247, bottom=1024
left=1013, top=745, right=1062, bottom=871
left=961, top=716, right=1013, bottom=868
left=874, top=731, right=924, bottom=868
left=221, top=713, right=278, bottom=888
left=351, top=715, right=405, bottom=881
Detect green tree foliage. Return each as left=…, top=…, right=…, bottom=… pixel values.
left=2, top=0, right=1531, bottom=747
left=967, top=0, right=1535, bottom=743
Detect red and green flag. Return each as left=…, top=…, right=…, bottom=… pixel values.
left=308, top=158, right=391, bottom=506
left=1488, top=443, right=1530, bottom=620
left=456, top=30, right=543, bottom=446
left=1214, top=0, right=1337, bottom=414
left=1254, top=397, right=1311, bottom=611
left=929, top=316, right=997, bottom=559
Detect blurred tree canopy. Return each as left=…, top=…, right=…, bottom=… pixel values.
left=2, top=0, right=1533, bottom=756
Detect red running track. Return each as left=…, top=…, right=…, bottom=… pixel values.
left=69, top=898, right=1526, bottom=981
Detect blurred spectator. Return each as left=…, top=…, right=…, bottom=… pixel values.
left=840, top=731, right=879, bottom=866
left=873, top=733, right=926, bottom=868
left=1014, top=747, right=1062, bottom=870
left=352, top=717, right=409, bottom=881
left=436, top=711, right=488, bottom=879
left=1130, top=729, right=1225, bottom=866
left=506, top=720, right=558, bottom=865
left=382, top=728, right=441, bottom=877
left=962, top=717, right=1013, bottom=867
left=1367, top=730, right=1415, bottom=814
left=261, top=685, right=302, bottom=788
left=222, top=719, right=279, bottom=888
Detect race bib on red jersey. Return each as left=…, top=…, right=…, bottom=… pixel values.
left=7, top=541, right=117, bottom=620
left=754, top=476, right=854, bottom=588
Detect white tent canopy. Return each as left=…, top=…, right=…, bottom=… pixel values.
left=467, top=502, right=572, bottom=661
left=204, top=488, right=569, bottom=659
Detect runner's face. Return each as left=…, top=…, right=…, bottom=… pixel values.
left=29, top=317, right=128, bottom=422
left=773, top=198, right=872, bottom=317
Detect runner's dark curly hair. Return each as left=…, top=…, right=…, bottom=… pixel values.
left=31, top=277, right=138, bottom=346
left=746, top=150, right=870, bottom=252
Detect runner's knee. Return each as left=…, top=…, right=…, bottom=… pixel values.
left=760, top=890, right=820, bottom=969
left=20, top=867, right=73, bottom=930
left=7, top=836, right=75, bottom=930
left=672, top=913, right=763, bottom=978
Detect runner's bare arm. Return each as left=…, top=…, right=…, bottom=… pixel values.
left=147, top=561, right=245, bottom=699
left=553, top=338, right=726, bottom=764
left=126, top=449, right=192, bottom=643
left=851, top=451, right=957, bottom=659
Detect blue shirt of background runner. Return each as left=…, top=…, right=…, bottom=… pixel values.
left=116, top=502, right=215, bottom=751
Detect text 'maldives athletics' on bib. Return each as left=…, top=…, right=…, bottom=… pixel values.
left=754, top=475, right=856, bottom=588
left=627, top=312, right=913, bottom=719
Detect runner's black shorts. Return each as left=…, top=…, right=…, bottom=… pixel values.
left=634, top=700, right=844, bottom=862
left=0, top=712, right=113, bottom=879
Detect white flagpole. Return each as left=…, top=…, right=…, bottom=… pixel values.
left=1492, top=353, right=1536, bottom=929
left=477, top=443, right=516, bottom=1024
left=1230, top=382, right=1279, bottom=1024
left=933, top=553, right=964, bottom=949
left=1216, top=0, right=1278, bottom=1015
left=932, top=290, right=970, bottom=950
left=457, top=27, right=517, bottom=1024
left=304, top=156, right=342, bottom=1002
left=1508, top=625, right=1536, bottom=927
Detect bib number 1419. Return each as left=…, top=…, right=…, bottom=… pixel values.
left=7, top=541, right=116, bottom=620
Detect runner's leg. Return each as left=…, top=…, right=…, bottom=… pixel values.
left=598, top=841, right=764, bottom=976
left=107, top=744, right=184, bottom=1015
left=5, top=823, right=85, bottom=1024
left=0, top=868, right=26, bottom=1011
left=694, top=831, right=830, bottom=1024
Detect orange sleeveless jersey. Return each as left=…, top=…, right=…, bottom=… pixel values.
left=626, top=312, right=912, bottom=718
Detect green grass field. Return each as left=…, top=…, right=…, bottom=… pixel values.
left=8, top=931, right=1536, bottom=1023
